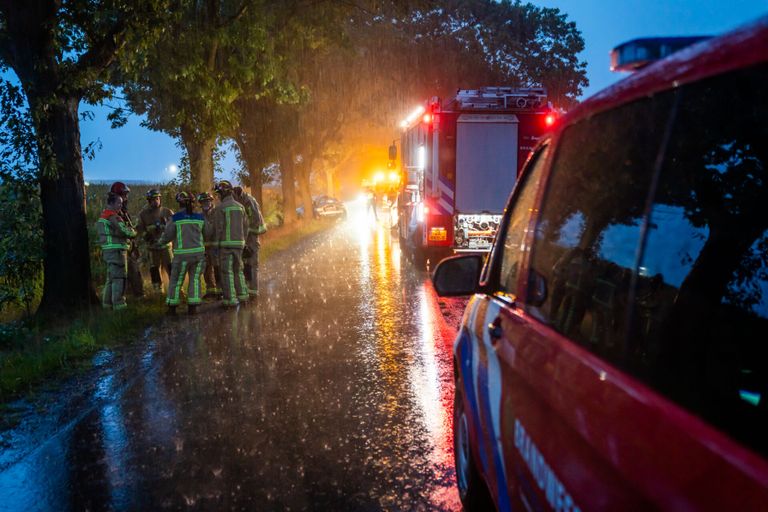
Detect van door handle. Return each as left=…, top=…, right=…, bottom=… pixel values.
left=488, top=317, right=503, bottom=343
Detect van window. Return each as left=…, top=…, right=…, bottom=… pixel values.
left=499, top=146, right=549, bottom=296
left=634, top=63, right=768, bottom=456
left=527, top=92, right=674, bottom=359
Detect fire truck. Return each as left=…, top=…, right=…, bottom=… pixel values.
left=395, top=87, right=555, bottom=262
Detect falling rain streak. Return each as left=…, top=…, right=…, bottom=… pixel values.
left=0, top=201, right=461, bottom=511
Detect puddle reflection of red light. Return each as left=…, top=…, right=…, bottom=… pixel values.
left=418, top=277, right=461, bottom=509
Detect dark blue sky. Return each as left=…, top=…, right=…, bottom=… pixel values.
left=79, top=1, right=767, bottom=183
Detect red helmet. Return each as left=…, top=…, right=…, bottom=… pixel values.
left=110, top=181, right=131, bottom=196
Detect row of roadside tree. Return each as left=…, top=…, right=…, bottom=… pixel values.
left=0, top=0, right=588, bottom=317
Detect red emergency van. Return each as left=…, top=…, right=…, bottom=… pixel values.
left=433, top=16, right=768, bottom=511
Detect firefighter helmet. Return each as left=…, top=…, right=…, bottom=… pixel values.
left=175, top=191, right=192, bottom=204
left=110, top=181, right=131, bottom=196
left=197, top=192, right=214, bottom=203
left=214, top=180, right=233, bottom=196
left=146, top=188, right=162, bottom=200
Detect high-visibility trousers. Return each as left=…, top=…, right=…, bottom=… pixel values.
left=203, top=248, right=221, bottom=295
left=219, top=247, right=248, bottom=305
left=166, top=255, right=205, bottom=306
left=243, top=233, right=260, bottom=296
left=102, top=249, right=128, bottom=310
left=148, top=245, right=173, bottom=285
left=126, top=243, right=144, bottom=297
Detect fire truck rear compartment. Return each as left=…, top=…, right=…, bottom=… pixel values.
left=454, top=114, right=518, bottom=250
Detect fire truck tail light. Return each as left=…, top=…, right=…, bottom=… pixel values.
left=422, top=113, right=432, bottom=124
left=545, top=113, right=556, bottom=126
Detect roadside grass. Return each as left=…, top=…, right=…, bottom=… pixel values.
left=0, top=217, right=334, bottom=403
left=0, top=296, right=166, bottom=401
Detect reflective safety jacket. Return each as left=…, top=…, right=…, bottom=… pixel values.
left=202, top=207, right=217, bottom=250
left=214, top=195, right=246, bottom=249
left=239, top=192, right=267, bottom=236
left=158, top=211, right=205, bottom=256
left=96, top=209, right=137, bottom=250
left=137, top=205, right=174, bottom=244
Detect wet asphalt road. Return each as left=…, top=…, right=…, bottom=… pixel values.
left=0, top=203, right=464, bottom=511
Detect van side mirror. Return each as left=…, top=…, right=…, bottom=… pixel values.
left=388, top=144, right=397, bottom=161
left=432, top=254, right=483, bottom=296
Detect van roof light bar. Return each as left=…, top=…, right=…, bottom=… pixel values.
left=610, top=36, right=712, bottom=72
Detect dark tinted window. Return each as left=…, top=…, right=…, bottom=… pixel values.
left=499, top=146, right=549, bottom=296
left=527, top=93, right=674, bottom=359
left=633, top=64, right=768, bottom=455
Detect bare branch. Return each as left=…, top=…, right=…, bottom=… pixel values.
left=73, top=15, right=129, bottom=77
left=218, top=1, right=248, bottom=29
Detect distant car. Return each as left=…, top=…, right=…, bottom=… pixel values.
left=433, top=18, right=768, bottom=511
left=312, top=196, right=347, bottom=220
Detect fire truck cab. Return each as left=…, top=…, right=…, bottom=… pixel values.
left=397, top=87, right=555, bottom=263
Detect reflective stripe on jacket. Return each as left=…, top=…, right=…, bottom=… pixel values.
left=159, top=211, right=205, bottom=255
left=214, top=195, right=246, bottom=249
left=96, top=209, right=137, bottom=250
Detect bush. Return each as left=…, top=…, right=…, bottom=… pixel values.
left=0, top=182, right=43, bottom=317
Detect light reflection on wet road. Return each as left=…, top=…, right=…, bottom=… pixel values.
left=0, top=202, right=462, bottom=511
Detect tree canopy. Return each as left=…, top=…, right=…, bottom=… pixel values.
left=0, top=0, right=587, bottom=315
left=0, top=0, right=171, bottom=316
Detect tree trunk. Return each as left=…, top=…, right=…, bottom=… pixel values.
left=279, top=151, right=298, bottom=225
left=297, top=158, right=314, bottom=221
left=248, top=164, right=263, bottom=206
left=181, top=128, right=215, bottom=193
left=33, top=95, right=96, bottom=316
left=235, top=136, right=263, bottom=206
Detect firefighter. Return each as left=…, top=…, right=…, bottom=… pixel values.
left=156, top=191, right=206, bottom=315
left=366, top=187, right=378, bottom=221
left=233, top=186, right=267, bottom=298
left=109, top=181, right=144, bottom=297
left=96, top=192, right=137, bottom=310
left=137, top=188, right=174, bottom=292
left=197, top=191, right=222, bottom=299
left=213, top=180, right=249, bottom=307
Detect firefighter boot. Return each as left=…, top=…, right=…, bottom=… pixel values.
left=188, top=305, right=198, bottom=315
left=167, top=305, right=177, bottom=316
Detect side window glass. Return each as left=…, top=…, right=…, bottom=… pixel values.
left=498, top=146, right=549, bottom=296
left=527, top=92, right=674, bottom=360
left=634, top=63, right=768, bottom=457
